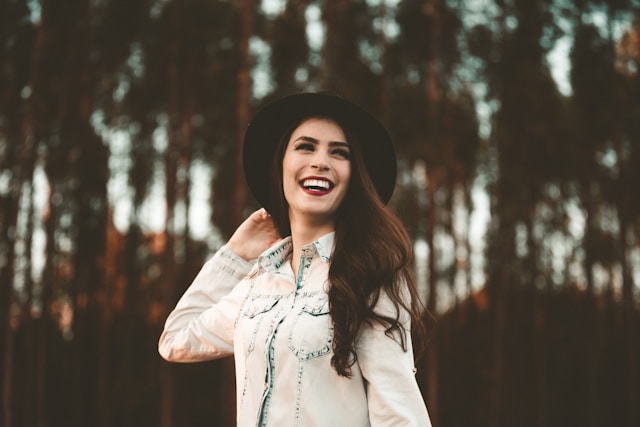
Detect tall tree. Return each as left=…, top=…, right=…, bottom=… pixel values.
left=0, top=1, right=34, bottom=425
left=232, top=0, right=252, bottom=228
left=320, top=0, right=380, bottom=107
left=608, top=11, right=640, bottom=427
left=269, top=0, right=311, bottom=96
left=570, top=6, right=622, bottom=424
left=389, top=1, right=472, bottom=421
left=478, top=0, right=569, bottom=424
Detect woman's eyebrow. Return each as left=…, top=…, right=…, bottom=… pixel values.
left=329, top=141, right=350, bottom=148
left=293, top=136, right=350, bottom=147
left=294, top=136, right=319, bottom=143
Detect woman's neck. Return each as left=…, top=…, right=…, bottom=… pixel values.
left=288, top=214, right=334, bottom=276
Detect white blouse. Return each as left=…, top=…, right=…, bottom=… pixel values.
left=158, top=232, right=431, bottom=426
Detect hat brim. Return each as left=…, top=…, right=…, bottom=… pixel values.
left=243, top=92, right=397, bottom=213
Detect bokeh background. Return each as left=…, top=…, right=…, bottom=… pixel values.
left=1, top=0, right=639, bottom=426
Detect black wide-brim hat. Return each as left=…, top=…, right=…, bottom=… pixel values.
left=243, top=92, right=397, bottom=212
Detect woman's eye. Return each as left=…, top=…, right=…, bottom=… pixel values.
left=332, top=149, right=351, bottom=159
left=295, top=143, right=314, bottom=151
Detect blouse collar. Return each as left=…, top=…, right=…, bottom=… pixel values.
left=257, top=232, right=335, bottom=272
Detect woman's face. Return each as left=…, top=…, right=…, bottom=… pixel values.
left=282, top=117, right=351, bottom=228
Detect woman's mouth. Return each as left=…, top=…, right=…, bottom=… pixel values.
left=300, top=178, right=334, bottom=193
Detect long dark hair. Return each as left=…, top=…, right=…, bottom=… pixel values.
left=269, top=115, right=427, bottom=377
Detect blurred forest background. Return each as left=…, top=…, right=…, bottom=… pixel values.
left=1, top=0, right=639, bottom=426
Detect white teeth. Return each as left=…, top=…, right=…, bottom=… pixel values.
left=302, top=179, right=331, bottom=190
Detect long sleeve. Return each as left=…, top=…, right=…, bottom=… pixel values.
left=356, top=290, right=432, bottom=427
left=158, top=245, right=256, bottom=362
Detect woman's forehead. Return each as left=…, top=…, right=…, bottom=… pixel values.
left=290, top=117, right=347, bottom=139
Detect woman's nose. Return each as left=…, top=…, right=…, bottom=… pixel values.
left=311, top=153, right=330, bottom=171
left=311, top=163, right=329, bottom=171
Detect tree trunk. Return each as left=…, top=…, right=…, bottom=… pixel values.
left=424, top=1, right=442, bottom=423
left=8, top=40, right=44, bottom=427
left=0, top=168, right=16, bottom=427
left=582, top=186, right=601, bottom=427
left=378, top=0, right=390, bottom=127
left=525, top=217, right=549, bottom=427
left=64, top=0, right=107, bottom=423
left=488, top=221, right=513, bottom=427
left=2, top=274, right=16, bottom=427
left=35, top=290, right=50, bottom=427
left=616, top=178, right=636, bottom=427
left=424, top=170, right=439, bottom=425
left=159, top=68, right=179, bottom=427
left=233, top=0, right=251, bottom=228
left=20, top=181, right=36, bottom=427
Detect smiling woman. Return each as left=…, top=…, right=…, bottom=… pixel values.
left=281, top=117, right=351, bottom=241
left=159, top=92, right=432, bottom=426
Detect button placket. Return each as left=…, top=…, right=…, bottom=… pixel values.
left=296, top=247, right=313, bottom=289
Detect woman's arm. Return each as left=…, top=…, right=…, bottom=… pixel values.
left=158, top=246, right=255, bottom=362
left=158, top=209, right=280, bottom=362
left=356, top=289, right=432, bottom=426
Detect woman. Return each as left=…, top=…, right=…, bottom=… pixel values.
left=159, top=92, right=432, bottom=426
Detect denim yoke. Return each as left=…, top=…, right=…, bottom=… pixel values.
left=234, top=235, right=335, bottom=426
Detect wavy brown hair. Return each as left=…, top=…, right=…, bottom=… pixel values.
left=268, top=115, right=427, bottom=377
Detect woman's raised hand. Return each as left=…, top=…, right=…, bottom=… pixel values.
left=227, top=208, right=281, bottom=261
